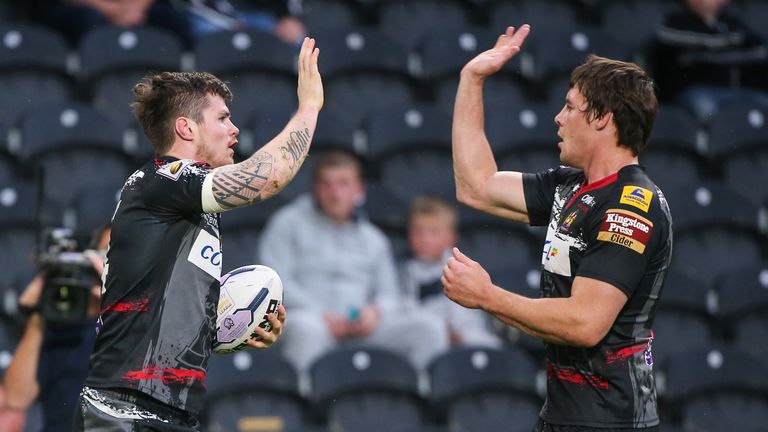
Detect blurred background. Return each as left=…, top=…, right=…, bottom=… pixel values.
left=0, top=0, right=767, bottom=431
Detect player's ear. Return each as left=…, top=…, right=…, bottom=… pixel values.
left=175, top=117, right=195, bottom=141
left=594, top=111, right=612, bottom=131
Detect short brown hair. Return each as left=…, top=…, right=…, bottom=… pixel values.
left=570, top=55, right=658, bottom=156
left=312, top=149, right=363, bottom=180
left=410, top=195, right=458, bottom=228
left=131, top=71, right=233, bottom=156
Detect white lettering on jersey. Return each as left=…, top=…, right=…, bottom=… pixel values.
left=188, top=229, right=222, bottom=279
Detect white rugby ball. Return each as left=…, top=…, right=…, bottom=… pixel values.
left=213, top=265, right=284, bottom=354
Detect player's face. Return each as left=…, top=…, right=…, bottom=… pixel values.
left=554, top=87, right=594, bottom=169
left=195, top=94, right=239, bottom=168
left=408, top=214, right=457, bottom=262
left=313, top=165, right=363, bottom=224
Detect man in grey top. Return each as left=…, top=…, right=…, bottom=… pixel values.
left=259, top=150, right=449, bottom=374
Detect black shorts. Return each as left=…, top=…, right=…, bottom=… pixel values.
left=72, top=387, right=201, bottom=432
left=534, top=418, right=660, bottom=432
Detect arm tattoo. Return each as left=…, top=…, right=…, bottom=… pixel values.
left=212, top=153, right=275, bottom=209
left=211, top=127, right=313, bottom=209
left=279, top=128, right=312, bottom=170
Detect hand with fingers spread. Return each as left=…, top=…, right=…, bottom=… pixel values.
left=246, top=305, right=287, bottom=349
left=297, top=37, right=324, bottom=112
left=462, top=24, right=531, bottom=80
left=441, top=247, right=495, bottom=310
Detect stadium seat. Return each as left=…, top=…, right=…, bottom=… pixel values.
left=529, top=27, right=632, bottom=83
left=204, top=350, right=308, bottom=432
left=659, top=345, right=768, bottom=430
left=19, top=103, right=135, bottom=208
left=600, top=0, right=670, bottom=59
left=242, top=105, right=362, bottom=201
left=429, top=347, right=542, bottom=432
left=651, top=270, right=718, bottom=365
left=0, top=178, right=51, bottom=315
left=71, top=184, right=122, bottom=241
left=717, top=265, right=768, bottom=359
left=361, top=183, right=410, bottom=259
left=379, top=0, right=470, bottom=49
left=459, top=225, right=539, bottom=273
left=490, top=0, right=580, bottom=38
left=80, top=26, right=184, bottom=128
left=314, top=27, right=410, bottom=79
left=367, top=104, right=454, bottom=203
left=708, top=103, right=768, bottom=159
left=195, top=29, right=296, bottom=77
left=222, top=195, right=289, bottom=274
left=310, top=348, right=426, bottom=432
left=710, top=104, right=768, bottom=205
left=0, top=23, right=72, bottom=128
left=314, top=27, right=415, bottom=126
left=415, top=28, right=500, bottom=82
left=434, top=74, right=529, bottom=116
left=642, top=105, right=707, bottom=191
left=302, top=0, right=359, bottom=33
left=483, top=101, right=561, bottom=174
left=663, top=182, right=764, bottom=282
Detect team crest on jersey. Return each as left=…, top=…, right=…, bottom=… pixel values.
left=619, top=186, right=653, bottom=212
left=596, top=208, right=653, bottom=254
left=559, top=211, right=578, bottom=232
left=158, top=159, right=196, bottom=181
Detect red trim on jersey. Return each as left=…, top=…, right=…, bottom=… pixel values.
left=122, top=367, right=206, bottom=385
left=102, top=299, right=150, bottom=314
left=605, top=342, right=649, bottom=365
left=565, top=172, right=619, bottom=209
left=547, top=363, right=609, bottom=389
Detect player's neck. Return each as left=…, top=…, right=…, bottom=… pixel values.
left=582, top=147, right=639, bottom=184
left=164, top=142, right=199, bottom=162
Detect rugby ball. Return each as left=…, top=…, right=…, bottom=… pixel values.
left=213, top=265, right=284, bottom=354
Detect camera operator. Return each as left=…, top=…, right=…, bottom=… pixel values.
left=3, top=224, right=110, bottom=432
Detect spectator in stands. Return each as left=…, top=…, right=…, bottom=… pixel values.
left=259, top=150, right=449, bottom=374
left=652, top=0, right=768, bottom=121
left=399, top=196, right=501, bottom=348
left=180, top=0, right=306, bottom=46
left=2, top=224, right=110, bottom=432
left=29, top=0, right=193, bottom=47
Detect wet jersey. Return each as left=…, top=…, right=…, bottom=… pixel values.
left=523, top=164, right=673, bottom=428
left=85, top=157, right=222, bottom=414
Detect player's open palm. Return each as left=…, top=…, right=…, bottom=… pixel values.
left=297, top=37, right=324, bottom=111
left=462, top=25, right=530, bottom=79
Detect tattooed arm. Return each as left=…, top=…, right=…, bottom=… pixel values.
left=203, top=37, right=323, bottom=213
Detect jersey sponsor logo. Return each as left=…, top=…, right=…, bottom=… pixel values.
left=188, top=229, right=222, bottom=279
left=157, top=159, right=196, bottom=181
left=596, top=209, right=653, bottom=254
left=580, top=194, right=596, bottom=207
left=619, top=185, right=653, bottom=212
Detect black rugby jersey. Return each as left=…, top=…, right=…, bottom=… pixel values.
left=85, top=157, right=221, bottom=414
left=523, top=164, right=672, bottom=428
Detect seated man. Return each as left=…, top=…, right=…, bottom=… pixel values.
left=259, top=150, right=449, bottom=374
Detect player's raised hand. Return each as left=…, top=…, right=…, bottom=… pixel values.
left=461, top=25, right=530, bottom=80
left=297, top=37, right=324, bottom=111
left=442, top=247, right=494, bottom=309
